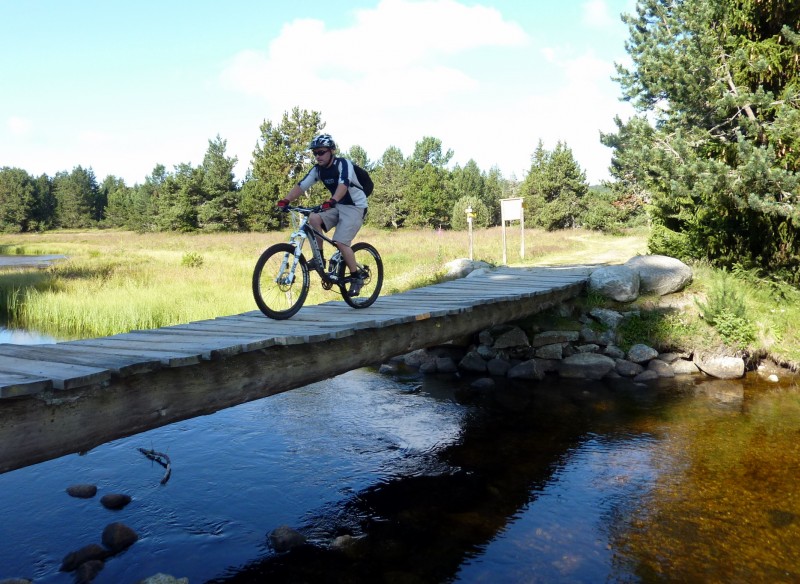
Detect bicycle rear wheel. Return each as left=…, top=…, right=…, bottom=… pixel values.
left=252, top=243, right=310, bottom=319
left=338, top=242, right=383, bottom=309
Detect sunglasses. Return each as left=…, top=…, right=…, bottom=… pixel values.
left=313, top=150, right=329, bottom=157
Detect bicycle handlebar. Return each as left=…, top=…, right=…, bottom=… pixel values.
left=281, top=204, right=322, bottom=215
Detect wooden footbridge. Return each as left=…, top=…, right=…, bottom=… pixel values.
left=0, top=266, right=590, bottom=473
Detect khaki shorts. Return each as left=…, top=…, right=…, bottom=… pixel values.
left=319, top=204, right=366, bottom=247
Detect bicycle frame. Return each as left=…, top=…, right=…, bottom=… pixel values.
left=285, top=207, right=340, bottom=281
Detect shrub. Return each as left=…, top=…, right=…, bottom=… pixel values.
left=695, top=274, right=756, bottom=349
left=181, top=251, right=204, bottom=268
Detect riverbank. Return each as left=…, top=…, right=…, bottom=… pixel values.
left=0, top=227, right=797, bottom=369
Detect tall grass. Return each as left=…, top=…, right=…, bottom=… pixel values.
left=0, top=226, right=647, bottom=340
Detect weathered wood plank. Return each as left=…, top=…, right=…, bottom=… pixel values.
left=0, top=371, right=53, bottom=398
left=0, top=354, right=110, bottom=390
left=59, top=342, right=202, bottom=367
left=0, top=344, right=162, bottom=377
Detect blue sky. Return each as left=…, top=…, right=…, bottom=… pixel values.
left=1, top=0, right=637, bottom=186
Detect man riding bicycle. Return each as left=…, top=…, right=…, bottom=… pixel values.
left=277, top=134, right=368, bottom=296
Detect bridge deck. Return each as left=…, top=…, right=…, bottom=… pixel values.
left=0, top=265, right=590, bottom=472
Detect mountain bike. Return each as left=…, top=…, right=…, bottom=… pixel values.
left=252, top=205, right=384, bottom=319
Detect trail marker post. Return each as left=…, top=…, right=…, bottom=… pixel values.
left=500, top=197, right=524, bottom=265
left=466, top=206, right=474, bottom=260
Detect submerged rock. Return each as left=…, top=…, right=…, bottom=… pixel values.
left=269, top=525, right=307, bottom=553
left=66, top=484, right=97, bottom=499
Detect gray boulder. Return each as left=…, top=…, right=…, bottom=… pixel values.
left=615, top=359, right=645, bottom=377
left=647, top=359, right=675, bottom=378
left=589, top=307, right=624, bottom=329
left=269, top=525, right=307, bottom=553
left=671, top=359, right=701, bottom=375
left=559, top=353, right=616, bottom=380
left=507, top=359, right=545, bottom=380
left=443, top=258, right=493, bottom=279
left=588, top=265, right=639, bottom=302
left=493, top=326, right=530, bottom=349
left=625, top=255, right=693, bottom=296
left=628, top=344, right=659, bottom=364
left=535, top=343, right=564, bottom=360
left=531, top=330, right=579, bottom=347
left=459, top=351, right=487, bottom=373
left=694, top=354, right=745, bottom=379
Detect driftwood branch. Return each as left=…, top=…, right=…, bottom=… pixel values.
left=138, top=447, right=172, bottom=484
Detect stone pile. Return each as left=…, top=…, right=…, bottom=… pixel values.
left=388, top=254, right=751, bottom=383
left=392, top=310, right=703, bottom=386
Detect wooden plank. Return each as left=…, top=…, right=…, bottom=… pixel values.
left=59, top=341, right=201, bottom=367
left=76, top=335, right=246, bottom=359
left=67, top=338, right=218, bottom=360
left=0, top=371, right=53, bottom=398
left=0, top=354, right=110, bottom=390
left=0, top=344, right=162, bottom=377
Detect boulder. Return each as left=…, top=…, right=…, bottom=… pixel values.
left=435, top=357, right=458, bottom=373
left=671, top=359, right=700, bottom=375
left=137, top=575, right=189, bottom=584
left=694, top=354, right=745, bottom=379
left=559, top=353, right=616, bottom=380
left=66, top=484, right=97, bottom=499
left=60, top=544, right=108, bottom=572
left=507, top=359, right=545, bottom=380
left=268, top=525, right=307, bottom=553
left=493, top=326, right=530, bottom=349
left=588, top=265, right=639, bottom=302
left=486, top=358, right=512, bottom=377
left=589, top=307, right=624, bottom=329
left=443, top=258, right=492, bottom=280
left=470, top=377, right=495, bottom=390
left=615, top=359, right=645, bottom=377
left=101, top=522, right=138, bottom=553
left=625, top=255, right=693, bottom=296
left=535, top=343, right=564, bottom=360
left=531, top=330, right=579, bottom=348
left=628, top=344, right=659, bottom=364
left=647, top=359, right=675, bottom=378
left=458, top=351, right=487, bottom=373
left=100, top=493, right=132, bottom=510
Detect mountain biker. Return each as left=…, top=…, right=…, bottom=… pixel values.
left=277, top=134, right=368, bottom=295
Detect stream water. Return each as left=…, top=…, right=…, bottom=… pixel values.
left=0, top=338, right=799, bottom=582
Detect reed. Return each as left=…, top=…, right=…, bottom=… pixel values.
left=0, top=226, right=648, bottom=339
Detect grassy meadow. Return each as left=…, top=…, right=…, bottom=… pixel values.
left=0, top=225, right=798, bottom=369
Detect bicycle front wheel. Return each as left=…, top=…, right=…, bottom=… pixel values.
left=252, top=243, right=310, bottom=319
left=338, top=242, right=383, bottom=309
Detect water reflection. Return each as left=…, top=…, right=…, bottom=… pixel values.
left=0, top=368, right=798, bottom=583
left=0, top=327, right=57, bottom=344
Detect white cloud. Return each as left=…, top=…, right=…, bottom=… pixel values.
left=7, top=116, right=32, bottom=136
left=582, top=0, right=616, bottom=29
left=217, top=0, right=631, bottom=185
left=220, top=0, right=527, bottom=112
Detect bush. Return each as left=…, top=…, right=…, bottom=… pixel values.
left=181, top=251, right=204, bottom=268
left=695, top=273, right=756, bottom=349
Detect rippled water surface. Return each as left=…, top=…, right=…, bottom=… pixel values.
left=1, top=365, right=799, bottom=583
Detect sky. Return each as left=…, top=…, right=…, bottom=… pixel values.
left=1, top=0, right=638, bottom=186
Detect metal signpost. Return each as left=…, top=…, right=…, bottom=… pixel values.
left=500, top=197, right=524, bottom=265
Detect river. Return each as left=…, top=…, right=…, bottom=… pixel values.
left=0, top=338, right=799, bottom=582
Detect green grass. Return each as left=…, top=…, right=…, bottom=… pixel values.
left=0, top=226, right=797, bottom=370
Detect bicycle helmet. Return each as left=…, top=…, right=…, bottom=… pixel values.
left=308, top=134, right=336, bottom=150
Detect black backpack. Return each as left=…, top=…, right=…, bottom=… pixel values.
left=352, top=164, right=374, bottom=196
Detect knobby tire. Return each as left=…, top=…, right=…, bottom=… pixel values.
left=252, top=242, right=310, bottom=319
left=337, top=242, right=384, bottom=309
